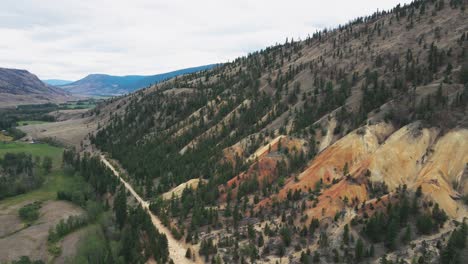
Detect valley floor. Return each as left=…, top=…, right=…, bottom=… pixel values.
left=0, top=142, right=89, bottom=263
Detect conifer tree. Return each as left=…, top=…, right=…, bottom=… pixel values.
left=115, top=187, right=128, bottom=229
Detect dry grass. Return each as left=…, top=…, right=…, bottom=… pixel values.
left=19, top=117, right=96, bottom=146
left=0, top=200, right=84, bottom=263
left=0, top=131, right=13, bottom=142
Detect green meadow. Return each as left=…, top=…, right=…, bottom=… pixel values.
left=0, top=142, right=83, bottom=208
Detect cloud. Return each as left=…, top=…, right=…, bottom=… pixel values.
left=0, top=0, right=413, bottom=80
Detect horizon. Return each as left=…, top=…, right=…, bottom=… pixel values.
left=40, top=63, right=220, bottom=82
left=1, top=0, right=412, bottom=80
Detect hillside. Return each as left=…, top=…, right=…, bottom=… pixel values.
left=86, top=1, right=468, bottom=263
left=0, top=68, right=74, bottom=107
left=61, top=64, right=218, bottom=96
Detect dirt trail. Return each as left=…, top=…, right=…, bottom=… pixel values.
left=100, top=155, right=203, bottom=264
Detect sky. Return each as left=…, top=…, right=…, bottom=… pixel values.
left=0, top=0, right=413, bottom=80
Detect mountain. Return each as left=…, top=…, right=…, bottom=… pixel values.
left=42, top=79, right=73, bottom=86
left=85, top=1, right=468, bottom=263
left=61, top=64, right=218, bottom=96
left=0, top=67, right=74, bottom=107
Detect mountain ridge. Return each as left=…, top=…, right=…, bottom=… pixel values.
left=61, top=64, right=219, bottom=96
left=0, top=67, right=74, bottom=107
left=87, top=1, right=468, bottom=263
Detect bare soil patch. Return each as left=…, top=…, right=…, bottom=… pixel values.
left=0, top=200, right=84, bottom=263
left=54, top=228, right=88, bottom=264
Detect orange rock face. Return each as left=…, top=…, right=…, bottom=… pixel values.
left=253, top=122, right=468, bottom=222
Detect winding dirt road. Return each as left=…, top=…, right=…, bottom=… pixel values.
left=100, top=155, right=202, bottom=264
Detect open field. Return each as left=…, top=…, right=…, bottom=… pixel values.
left=0, top=200, right=84, bottom=263
left=0, top=169, right=85, bottom=209
left=0, top=142, right=88, bottom=209
left=0, top=132, right=13, bottom=142
left=0, top=143, right=61, bottom=208
left=0, top=142, right=88, bottom=263
left=18, top=115, right=96, bottom=146
left=0, top=142, right=63, bottom=167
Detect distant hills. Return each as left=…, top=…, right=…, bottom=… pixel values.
left=0, top=64, right=219, bottom=107
left=42, top=79, right=73, bottom=86
left=0, top=67, right=74, bottom=107
left=60, top=64, right=218, bottom=96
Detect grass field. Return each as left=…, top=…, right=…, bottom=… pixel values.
left=17, top=120, right=51, bottom=126
left=0, top=142, right=83, bottom=208
left=0, top=142, right=63, bottom=167
left=0, top=132, right=13, bottom=142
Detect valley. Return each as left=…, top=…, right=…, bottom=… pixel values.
left=0, top=0, right=467, bottom=263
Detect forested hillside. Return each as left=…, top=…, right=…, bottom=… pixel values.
left=90, top=1, right=468, bottom=263
left=61, top=149, right=169, bottom=263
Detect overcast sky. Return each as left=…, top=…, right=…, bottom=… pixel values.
left=0, top=0, right=413, bottom=80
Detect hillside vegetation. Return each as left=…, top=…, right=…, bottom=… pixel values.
left=90, top=1, right=467, bottom=263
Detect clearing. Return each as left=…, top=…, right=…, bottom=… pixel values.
left=0, top=142, right=78, bottom=208
left=0, top=142, right=88, bottom=263
left=18, top=114, right=96, bottom=146
left=0, top=200, right=84, bottom=263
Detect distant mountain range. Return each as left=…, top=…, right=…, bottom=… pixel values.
left=0, top=67, right=74, bottom=107
left=42, top=79, right=73, bottom=86
left=60, top=64, right=219, bottom=96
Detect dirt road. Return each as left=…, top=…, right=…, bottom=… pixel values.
left=100, top=155, right=202, bottom=264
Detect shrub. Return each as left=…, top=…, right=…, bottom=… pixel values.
left=18, top=202, right=42, bottom=222
left=11, top=256, right=45, bottom=264
left=47, top=243, right=62, bottom=256
left=416, top=214, right=433, bottom=234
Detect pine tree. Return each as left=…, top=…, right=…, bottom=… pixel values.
left=343, top=224, right=350, bottom=245
left=42, top=156, right=53, bottom=173
left=369, top=244, right=375, bottom=257
left=402, top=226, right=411, bottom=244
left=416, top=214, right=433, bottom=234
left=313, top=252, right=320, bottom=263
left=355, top=238, right=364, bottom=261
left=460, top=63, right=468, bottom=84
left=343, top=162, right=349, bottom=176
left=440, top=222, right=467, bottom=264
left=114, top=187, right=128, bottom=229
